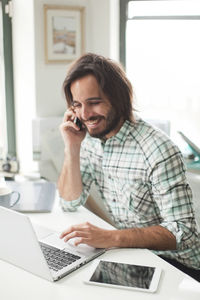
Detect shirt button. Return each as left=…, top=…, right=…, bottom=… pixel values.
left=113, top=199, right=116, bottom=202
left=108, top=175, right=111, bottom=179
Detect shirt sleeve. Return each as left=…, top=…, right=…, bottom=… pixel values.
left=149, top=139, right=198, bottom=251
left=60, top=144, right=94, bottom=211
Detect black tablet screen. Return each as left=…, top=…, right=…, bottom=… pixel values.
left=89, top=261, right=155, bottom=289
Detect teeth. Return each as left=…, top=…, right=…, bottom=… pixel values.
left=87, top=120, right=98, bottom=125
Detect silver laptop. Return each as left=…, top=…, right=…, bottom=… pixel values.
left=178, top=131, right=200, bottom=157
left=0, top=206, right=105, bottom=281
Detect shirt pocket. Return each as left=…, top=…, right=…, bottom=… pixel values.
left=114, top=179, right=156, bottom=217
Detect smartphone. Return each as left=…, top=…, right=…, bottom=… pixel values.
left=73, top=117, right=82, bottom=130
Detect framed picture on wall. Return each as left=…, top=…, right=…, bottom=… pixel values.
left=44, top=5, right=85, bottom=63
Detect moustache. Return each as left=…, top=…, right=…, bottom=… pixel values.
left=81, top=116, right=105, bottom=123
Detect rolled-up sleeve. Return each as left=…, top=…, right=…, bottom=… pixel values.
left=150, top=141, right=197, bottom=251
left=60, top=145, right=94, bottom=211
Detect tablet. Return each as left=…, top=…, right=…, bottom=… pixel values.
left=84, top=259, right=162, bottom=293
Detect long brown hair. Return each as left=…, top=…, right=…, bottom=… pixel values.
left=63, top=53, right=134, bottom=121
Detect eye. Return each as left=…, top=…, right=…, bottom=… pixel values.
left=72, top=102, right=81, bottom=108
left=89, top=101, right=101, bottom=106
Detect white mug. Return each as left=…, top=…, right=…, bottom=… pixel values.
left=0, top=186, right=20, bottom=208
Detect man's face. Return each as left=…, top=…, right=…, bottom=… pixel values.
left=70, top=75, right=123, bottom=139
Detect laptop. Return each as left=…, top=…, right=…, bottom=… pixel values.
left=0, top=206, right=105, bottom=281
left=178, top=131, right=200, bottom=158
left=6, top=181, right=56, bottom=213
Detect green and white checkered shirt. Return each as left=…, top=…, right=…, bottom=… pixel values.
left=61, top=118, right=200, bottom=269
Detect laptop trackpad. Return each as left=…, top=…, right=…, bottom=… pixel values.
left=40, top=232, right=68, bottom=250
left=41, top=233, right=96, bottom=255
left=33, top=223, right=55, bottom=240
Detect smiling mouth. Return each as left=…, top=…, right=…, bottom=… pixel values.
left=86, top=120, right=99, bottom=126
left=84, top=117, right=103, bottom=128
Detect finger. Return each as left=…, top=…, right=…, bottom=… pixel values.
left=60, top=222, right=91, bottom=238
left=62, top=108, right=75, bottom=123
left=63, top=230, right=88, bottom=243
left=74, top=237, right=90, bottom=246
left=59, top=120, right=80, bottom=133
left=60, top=228, right=73, bottom=239
left=60, top=224, right=83, bottom=239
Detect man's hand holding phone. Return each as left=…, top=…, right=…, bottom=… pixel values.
left=59, top=107, right=86, bottom=149
left=58, top=107, right=85, bottom=201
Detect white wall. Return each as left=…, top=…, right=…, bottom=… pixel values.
left=12, top=0, right=36, bottom=173
left=34, top=0, right=88, bottom=118
left=34, top=0, right=119, bottom=118
left=12, top=0, right=119, bottom=173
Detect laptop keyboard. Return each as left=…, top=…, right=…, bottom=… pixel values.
left=40, top=242, right=81, bottom=272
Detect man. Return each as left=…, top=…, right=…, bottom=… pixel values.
left=58, top=53, right=200, bottom=281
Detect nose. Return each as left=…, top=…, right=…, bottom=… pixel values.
left=80, top=104, right=92, bottom=121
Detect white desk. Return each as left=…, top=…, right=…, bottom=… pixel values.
left=0, top=198, right=200, bottom=300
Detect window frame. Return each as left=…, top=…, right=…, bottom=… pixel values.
left=119, top=0, right=129, bottom=68
left=1, top=0, right=16, bottom=157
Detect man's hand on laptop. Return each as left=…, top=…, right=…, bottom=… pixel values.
left=60, top=222, right=116, bottom=248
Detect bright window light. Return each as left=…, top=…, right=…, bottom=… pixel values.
left=126, top=0, right=200, bottom=149
left=128, top=0, right=200, bottom=18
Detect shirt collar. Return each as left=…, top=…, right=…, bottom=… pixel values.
left=111, top=120, right=135, bottom=144
left=86, top=118, right=138, bottom=146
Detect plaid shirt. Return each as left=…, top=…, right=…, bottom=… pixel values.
left=61, top=118, right=200, bottom=269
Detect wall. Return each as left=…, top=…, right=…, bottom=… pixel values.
left=12, top=0, right=119, bottom=173
left=12, top=0, right=36, bottom=173
left=34, top=0, right=118, bottom=118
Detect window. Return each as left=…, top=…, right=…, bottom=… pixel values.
left=120, top=0, right=200, bottom=148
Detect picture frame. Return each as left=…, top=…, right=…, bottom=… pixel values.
left=44, top=5, right=85, bottom=63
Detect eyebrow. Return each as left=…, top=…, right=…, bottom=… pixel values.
left=86, top=97, right=102, bottom=101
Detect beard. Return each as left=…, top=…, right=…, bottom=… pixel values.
left=82, top=107, right=120, bottom=139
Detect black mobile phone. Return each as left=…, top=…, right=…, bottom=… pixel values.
left=74, top=117, right=82, bottom=130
